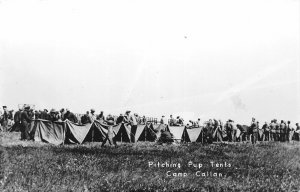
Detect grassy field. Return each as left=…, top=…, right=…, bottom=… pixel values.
left=1, top=132, right=300, bottom=192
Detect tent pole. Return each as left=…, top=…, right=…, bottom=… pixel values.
left=92, top=126, right=94, bottom=142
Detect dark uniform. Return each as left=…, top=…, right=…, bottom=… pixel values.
left=63, top=111, right=78, bottom=123
left=158, top=129, right=174, bottom=143
left=250, top=119, right=258, bottom=144
left=279, top=121, right=286, bottom=142
left=116, top=115, right=124, bottom=124
left=1, top=109, right=10, bottom=132
left=81, top=112, right=91, bottom=124
left=262, top=123, right=270, bottom=141
left=40, top=110, right=50, bottom=120
left=13, top=110, right=22, bottom=131
left=21, top=108, right=32, bottom=140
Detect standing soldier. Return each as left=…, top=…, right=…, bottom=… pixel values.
left=13, top=108, right=23, bottom=132
left=279, top=120, right=286, bottom=142
left=269, top=120, right=276, bottom=141
left=295, top=123, right=300, bottom=141
left=250, top=118, right=258, bottom=144
left=88, top=109, right=97, bottom=123
left=274, top=119, right=280, bottom=142
left=123, top=111, right=131, bottom=123
left=101, top=119, right=117, bottom=147
left=262, top=122, right=270, bottom=141
left=21, top=105, right=32, bottom=140
left=1, top=106, right=9, bottom=132
left=97, top=111, right=105, bottom=121
left=130, top=112, right=138, bottom=142
left=287, top=121, right=294, bottom=142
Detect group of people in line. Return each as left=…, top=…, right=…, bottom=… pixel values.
left=1, top=105, right=300, bottom=145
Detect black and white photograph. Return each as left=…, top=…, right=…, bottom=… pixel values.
left=0, top=0, right=299, bottom=191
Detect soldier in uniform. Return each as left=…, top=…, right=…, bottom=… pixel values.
left=21, top=105, right=33, bottom=140
left=88, top=109, right=97, bottom=123
left=116, top=114, right=124, bottom=124
left=1, top=106, right=9, bottom=132
left=274, top=119, right=280, bottom=142
left=13, top=108, right=23, bottom=131
left=81, top=111, right=90, bottom=124
left=123, top=111, right=131, bottom=123
left=287, top=121, right=293, bottom=142
left=97, top=111, right=105, bottom=121
left=130, top=112, right=138, bottom=142
left=269, top=120, right=276, bottom=141
left=49, top=109, right=60, bottom=121
left=262, top=122, right=270, bottom=141
left=63, top=109, right=78, bottom=123
left=169, top=115, right=176, bottom=126
left=59, top=108, right=66, bottom=121
left=158, top=128, right=174, bottom=144
left=101, top=118, right=117, bottom=147
left=250, top=118, right=258, bottom=144
left=279, top=120, right=286, bottom=142
left=294, top=123, right=300, bottom=141
left=40, top=109, right=50, bottom=120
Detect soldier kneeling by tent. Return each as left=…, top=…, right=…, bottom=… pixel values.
left=157, top=128, right=174, bottom=144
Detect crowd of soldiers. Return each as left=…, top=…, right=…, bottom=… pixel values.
left=1, top=105, right=300, bottom=144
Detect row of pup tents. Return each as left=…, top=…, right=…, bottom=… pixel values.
left=28, top=120, right=173, bottom=145
left=16, top=119, right=224, bottom=145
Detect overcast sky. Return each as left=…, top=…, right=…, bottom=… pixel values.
left=0, top=0, right=299, bottom=124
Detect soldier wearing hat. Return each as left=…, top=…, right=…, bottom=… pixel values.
left=63, top=108, right=78, bottom=123
left=106, top=114, right=115, bottom=125
left=20, top=105, right=32, bottom=140
left=49, top=109, right=59, bottom=121
left=129, top=112, right=138, bottom=142
left=88, top=109, right=97, bottom=123
left=250, top=118, right=258, bottom=144
left=169, top=115, right=176, bottom=126
left=40, top=109, right=50, bottom=120
left=81, top=111, right=90, bottom=124
left=123, top=111, right=131, bottom=123
left=97, top=111, right=105, bottom=121
left=13, top=108, right=23, bottom=131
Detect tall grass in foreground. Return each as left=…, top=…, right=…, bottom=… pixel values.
left=1, top=133, right=300, bottom=191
